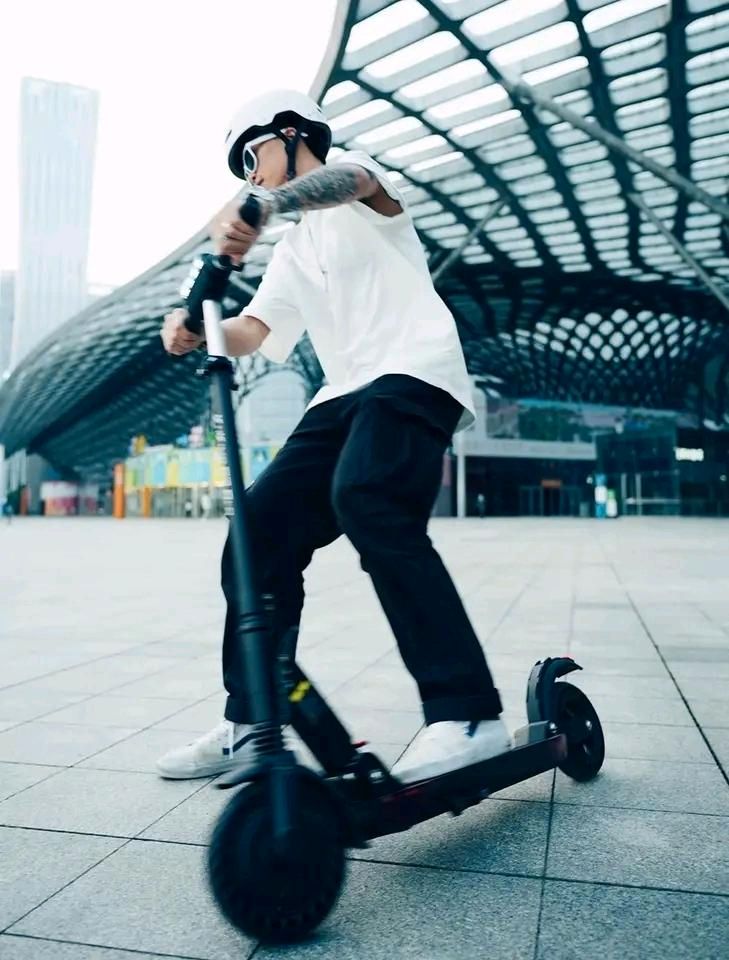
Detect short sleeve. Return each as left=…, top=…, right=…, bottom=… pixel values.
left=330, top=150, right=406, bottom=209
left=244, top=237, right=306, bottom=363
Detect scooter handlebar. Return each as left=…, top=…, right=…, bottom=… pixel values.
left=238, top=193, right=263, bottom=230
left=180, top=195, right=263, bottom=334
left=181, top=257, right=231, bottom=335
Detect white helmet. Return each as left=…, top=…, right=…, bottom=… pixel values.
left=225, top=89, right=332, bottom=180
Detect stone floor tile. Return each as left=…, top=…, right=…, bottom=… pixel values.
left=0, top=826, right=122, bottom=928
left=0, top=686, right=93, bottom=723
left=0, top=937, right=202, bottom=960
left=77, top=726, right=209, bottom=774
left=537, top=880, right=729, bottom=960
left=600, top=722, right=714, bottom=763
left=703, top=727, right=729, bottom=772
left=9, top=840, right=253, bottom=959
left=139, top=780, right=228, bottom=846
left=0, top=762, right=63, bottom=801
left=40, top=695, right=193, bottom=729
left=547, top=803, right=729, bottom=894
left=554, top=757, right=729, bottom=815
left=255, top=862, right=542, bottom=960
left=684, top=698, right=729, bottom=729
left=0, top=767, right=200, bottom=836
left=0, top=722, right=139, bottom=766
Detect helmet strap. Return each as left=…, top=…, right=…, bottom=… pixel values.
left=275, top=128, right=303, bottom=181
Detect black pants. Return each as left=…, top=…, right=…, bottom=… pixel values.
left=221, top=374, right=502, bottom=725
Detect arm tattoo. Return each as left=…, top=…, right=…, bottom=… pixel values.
left=271, top=165, right=377, bottom=215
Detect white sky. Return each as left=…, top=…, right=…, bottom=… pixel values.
left=0, top=0, right=338, bottom=287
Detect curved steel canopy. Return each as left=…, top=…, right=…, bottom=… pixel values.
left=2, top=0, right=729, bottom=479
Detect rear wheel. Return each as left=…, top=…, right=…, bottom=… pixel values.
left=208, top=776, right=346, bottom=943
left=553, top=681, right=605, bottom=782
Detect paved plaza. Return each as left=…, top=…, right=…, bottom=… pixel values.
left=1, top=515, right=728, bottom=959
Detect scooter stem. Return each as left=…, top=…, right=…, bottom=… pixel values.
left=202, top=299, right=228, bottom=358
left=201, top=299, right=277, bottom=725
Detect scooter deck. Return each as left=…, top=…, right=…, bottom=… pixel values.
left=331, top=732, right=567, bottom=843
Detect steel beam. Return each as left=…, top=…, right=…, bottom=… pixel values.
left=510, top=80, right=729, bottom=223
left=629, top=192, right=729, bottom=314
left=432, top=199, right=508, bottom=284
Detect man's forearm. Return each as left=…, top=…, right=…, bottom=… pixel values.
left=221, top=314, right=269, bottom=357
left=270, top=164, right=377, bottom=215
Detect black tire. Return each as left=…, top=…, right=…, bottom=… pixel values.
left=207, top=776, right=346, bottom=943
left=553, top=681, right=605, bottom=782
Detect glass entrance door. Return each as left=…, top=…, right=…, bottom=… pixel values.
left=519, top=485, right=581, bottom=516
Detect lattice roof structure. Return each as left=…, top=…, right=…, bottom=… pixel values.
left=2, top=0, right=729, bottom=480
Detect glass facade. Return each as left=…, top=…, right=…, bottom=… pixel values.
left=460, top=394, right=728, bottom=517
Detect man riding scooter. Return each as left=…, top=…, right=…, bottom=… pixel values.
left=158, top=89, right=510, bottom=784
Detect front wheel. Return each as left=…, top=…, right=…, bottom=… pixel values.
left=208, top=776, right=346, bottom=943
left=553, top=681, right=605, bottom=782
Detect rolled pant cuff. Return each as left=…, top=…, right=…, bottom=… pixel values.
left=423, top=692, right=503, bottom=725
left=224, top=696, right=252, bottom=725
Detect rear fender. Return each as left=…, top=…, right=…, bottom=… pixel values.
left=526, top=657, right=582, bottom=724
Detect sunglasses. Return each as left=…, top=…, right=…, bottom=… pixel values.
left=242, top=133, right=278, bottom=180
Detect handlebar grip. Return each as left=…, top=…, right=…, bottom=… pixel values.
left=181, top=254, right=233, bottom=335
left=178, top=195, right=262, bottom=335
left=238, top=193, right=262, bottom=229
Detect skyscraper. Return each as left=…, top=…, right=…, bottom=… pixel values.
left=0, top=271, right=14, bottom=377
left=11, top=78, right=98, bottom=367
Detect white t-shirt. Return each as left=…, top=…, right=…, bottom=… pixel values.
left=246, top=150, right=475, bottom=431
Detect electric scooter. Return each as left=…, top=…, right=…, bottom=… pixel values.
left=181, top=195, right=605, bottom=944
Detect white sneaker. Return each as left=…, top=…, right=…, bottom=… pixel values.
left=156, top=720, right=257, bottom=780
left=391, top=718, right=511, bottom=784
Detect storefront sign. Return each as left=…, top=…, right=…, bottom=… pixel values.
left=675, top=447, right=704, bottom=462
